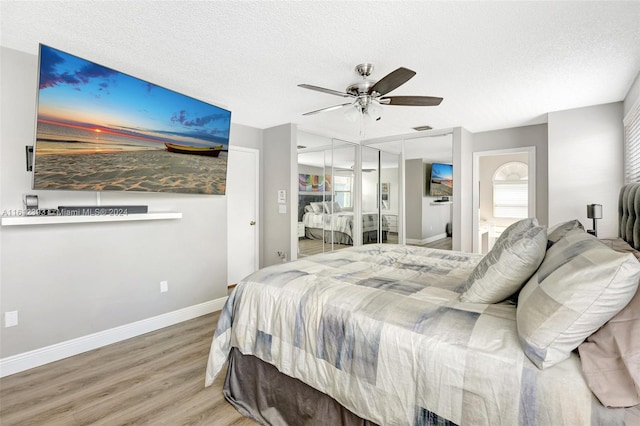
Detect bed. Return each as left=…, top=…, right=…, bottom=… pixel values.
left=206, top=183, right=640, bottom=425
left=301, top=199, right=388, bottom=245
left=302, top=210, right=389, bottom=244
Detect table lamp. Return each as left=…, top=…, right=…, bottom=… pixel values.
left=587, top=204, right=602, bottom=237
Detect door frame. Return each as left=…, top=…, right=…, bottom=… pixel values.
left=472, top=146, right=536, bottom=253
left=227, top=145, right=260, bottom=284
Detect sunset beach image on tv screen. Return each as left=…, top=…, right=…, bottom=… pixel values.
left=430, top=163, right=453, bottom=197
left=32, top=45, right=231, bottom=195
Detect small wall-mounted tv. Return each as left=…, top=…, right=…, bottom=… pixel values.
left=429, top=163, right=453, bottom=197
left=32, top=44, right=231, bottom=195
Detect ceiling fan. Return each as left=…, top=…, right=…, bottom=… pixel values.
left=298, top=63, right=443, bottom=121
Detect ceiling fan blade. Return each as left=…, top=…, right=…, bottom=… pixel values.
left=298, top=84, right=354, bottom=98
left=369, top=67, right=416, bottom=96
left=302, top=103, right=352, bottom=116
left=379, top=96, right=443, bottom=106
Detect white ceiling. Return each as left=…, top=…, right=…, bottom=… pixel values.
left=2, top=1, right=639, bottom=141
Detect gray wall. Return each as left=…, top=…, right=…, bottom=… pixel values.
left=405, top=160, right=451, bottom=241
left=405, top=159, right=423, bottom=239
left=0, top=46, right=262, bottom=358
left=470, top=124, right=549, bottom=226
left=261, top=123, right=296, bottom=266
left=548, top=102, right=624, bottom=238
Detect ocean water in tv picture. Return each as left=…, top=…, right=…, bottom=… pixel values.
left=33, top=45, right=232, bottom=195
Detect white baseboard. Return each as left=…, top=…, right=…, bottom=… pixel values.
left=0, top=297, right=227, bottom=378
left=406, top=232, right=448, bottom=246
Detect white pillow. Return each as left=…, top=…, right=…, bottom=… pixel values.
left=324, top=201, right=341, bottom=213
left=460, top=223, right=547, bottom=304
left=309, top=202, right=323, bottom=214
left=517, top=229, right=640, bottom=369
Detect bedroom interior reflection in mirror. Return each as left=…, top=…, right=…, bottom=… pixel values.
left=297, top=134, right=402, bottom=257
left=297, top=137, right=357, bottom=257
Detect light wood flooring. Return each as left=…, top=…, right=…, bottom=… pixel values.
left=0, top=312, right=256, bottom=426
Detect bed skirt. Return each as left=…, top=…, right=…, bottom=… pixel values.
left=221, top=348, right=639, bottom=426
left=223, top=348, right=379, bottom=426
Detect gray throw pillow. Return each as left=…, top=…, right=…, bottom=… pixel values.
left=547, top=219, right=584, bottom=248
left=460, top=223, right=547, bottom=304
left=517, top=229, right=640, bottom=369
left=494, top=218, right=539, bottom=247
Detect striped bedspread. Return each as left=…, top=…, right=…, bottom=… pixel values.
left=205, top=244, right=625, bottom=425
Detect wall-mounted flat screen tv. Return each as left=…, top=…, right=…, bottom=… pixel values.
left=32, top=44, right=231, bottom=195
left=429, top=163, right=453, bottom=197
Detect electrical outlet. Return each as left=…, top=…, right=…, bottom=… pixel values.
left=160, top=281, right=168, bottom=293
left=5, top=311, right=18, bottom=327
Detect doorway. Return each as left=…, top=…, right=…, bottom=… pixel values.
left=472, top=147, right=536, bottom=254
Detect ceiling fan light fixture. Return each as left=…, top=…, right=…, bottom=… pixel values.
left=366, top=102, right=383, bottom=121
left=345, top=103, right=361, bottom=122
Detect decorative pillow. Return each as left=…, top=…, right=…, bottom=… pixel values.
left=309, top=202, right=323, bottom=214
left=460, top=224, right=547, bottom=304
left=578, top=238, right=640, bottom=408
left=578, top=284, right=640, bottom=407
left=547, top=219, right=584, bottom=248
left=517, top=229, right=640, bottom=369
left=304, top=205, right=314, bottom=213
left=493, top=217, right=539, bottom=247
left=324, top=201, right=341, bottom=213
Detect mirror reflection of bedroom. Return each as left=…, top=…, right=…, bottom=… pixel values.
left=368, top=132, right=453, bottom=250
left=297, top=131, right=398, bottom=257
left=404, top=133, right=453, bottom=251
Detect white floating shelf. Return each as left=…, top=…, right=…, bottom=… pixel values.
left=1, top=212, right=182, bottom=226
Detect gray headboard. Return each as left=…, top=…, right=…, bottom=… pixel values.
left=619, top=182, right=640, bottom=250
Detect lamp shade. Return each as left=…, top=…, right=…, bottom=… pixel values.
left=587, top=204, right=603, bottom=219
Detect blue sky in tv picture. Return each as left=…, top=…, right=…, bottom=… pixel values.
left=33, top=44, right=232, bottom=195
left=430, top=163, right=453, bottom=197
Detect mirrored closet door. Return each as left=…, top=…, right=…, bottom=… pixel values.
left=402, top=134, right=453, bottom=250
left=361, top=146, right=382, bottom=245
left=380, top=150, right=401, bottom=245
left=297, top=138, right=356, bottom=257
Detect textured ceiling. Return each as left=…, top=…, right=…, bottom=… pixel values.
left=2, top=1, right=639, bottom=141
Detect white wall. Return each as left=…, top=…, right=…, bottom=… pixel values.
left=453, top=127, right=474, bottom=252
left=624, top=71, right=640, bottom=117
left=548, top=102, right=624, bottom=238
left=0, top=46, right=262, bottom=359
